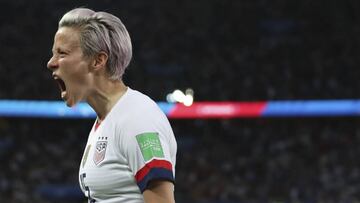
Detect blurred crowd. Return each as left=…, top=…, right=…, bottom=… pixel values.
left=2, top=118, right=360, bottom=203
left=174, top=118, right=360, bottom=203
left=0, top=0, right=360, bottom=202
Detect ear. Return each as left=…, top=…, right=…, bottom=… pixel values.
left=92, top=51, right=108, bottom=71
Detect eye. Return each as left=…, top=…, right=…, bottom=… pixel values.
left=58, top=51, right=67, bottom=57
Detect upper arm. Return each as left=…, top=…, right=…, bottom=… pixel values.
left=118, top=99, right=177, bottom=195
left=121, top=116, right=176, bottom=193
left=143, top=180, right=175, bottom=203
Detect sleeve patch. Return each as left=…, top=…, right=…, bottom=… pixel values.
left=136, top=132, right=165, bottom=162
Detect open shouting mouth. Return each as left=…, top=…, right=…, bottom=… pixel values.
left=53, top=75, right=67, bottom=99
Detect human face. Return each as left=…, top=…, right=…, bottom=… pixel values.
left=47, top=27, right=92, bottom=107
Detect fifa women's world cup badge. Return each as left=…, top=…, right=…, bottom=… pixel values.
left=94, top=137, right=108, bottom=165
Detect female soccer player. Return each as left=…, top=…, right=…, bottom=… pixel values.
left=47, top=8, right=177, bottom=203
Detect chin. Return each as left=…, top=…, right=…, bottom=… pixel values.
left=65, top=101, right=73, bottom=107
left=64, top=98, right=77, bottom=107
left=65, top=102, right=74, bottom=107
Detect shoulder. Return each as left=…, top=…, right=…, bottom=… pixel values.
left=124, top=88, right=166, bottom=121
left=129, top=89, right=160, bottom=110
left=113, top=88, right=170, bottom=133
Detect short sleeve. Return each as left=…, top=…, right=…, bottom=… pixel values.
left=122, top=130, right=175, bottom=193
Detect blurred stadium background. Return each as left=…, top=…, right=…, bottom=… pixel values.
left=1, top=0, right=360, bottom=202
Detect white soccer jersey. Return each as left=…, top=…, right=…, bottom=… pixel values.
left=78, top=88, right=177, bottom=203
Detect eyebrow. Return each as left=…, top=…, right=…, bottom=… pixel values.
left=52, top=47, right=70, bottom=54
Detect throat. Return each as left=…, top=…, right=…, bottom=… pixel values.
left=88, top=84, right=128, bottom=120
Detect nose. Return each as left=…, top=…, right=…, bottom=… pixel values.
left=47, top=56, right=58, bottom=70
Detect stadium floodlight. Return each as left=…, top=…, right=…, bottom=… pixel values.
left=166, top=88, right=194, bottom=106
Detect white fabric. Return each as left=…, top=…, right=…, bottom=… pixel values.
left=78, top=87, right=177, bottom=203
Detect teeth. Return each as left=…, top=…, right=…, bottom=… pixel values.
left=61, top=91, right=67, bottom=99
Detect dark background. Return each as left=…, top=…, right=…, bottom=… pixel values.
left=0, top=0, right=360, bottom=202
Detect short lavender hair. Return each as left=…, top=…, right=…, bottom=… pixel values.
left=59, top=8, right=132, bottom=80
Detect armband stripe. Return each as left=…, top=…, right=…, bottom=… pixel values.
left=135, top=159, right=174, bottom=192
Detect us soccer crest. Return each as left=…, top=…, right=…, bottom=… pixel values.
left=93, top=141, right=107, bottom=165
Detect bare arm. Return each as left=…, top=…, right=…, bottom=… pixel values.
left=143, top=180, right=175, bottom=203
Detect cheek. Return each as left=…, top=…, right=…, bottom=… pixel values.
left=58, top=57, right=91, bottom=87
left=68, top=65, right=91, bottom=87
left=60, top=59, right=88, bottom=77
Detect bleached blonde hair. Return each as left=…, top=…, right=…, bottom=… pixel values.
left=59, top=8, right=132, bottom=80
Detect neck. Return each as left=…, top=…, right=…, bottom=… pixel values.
left=87, top=79, right=127, bottom=121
